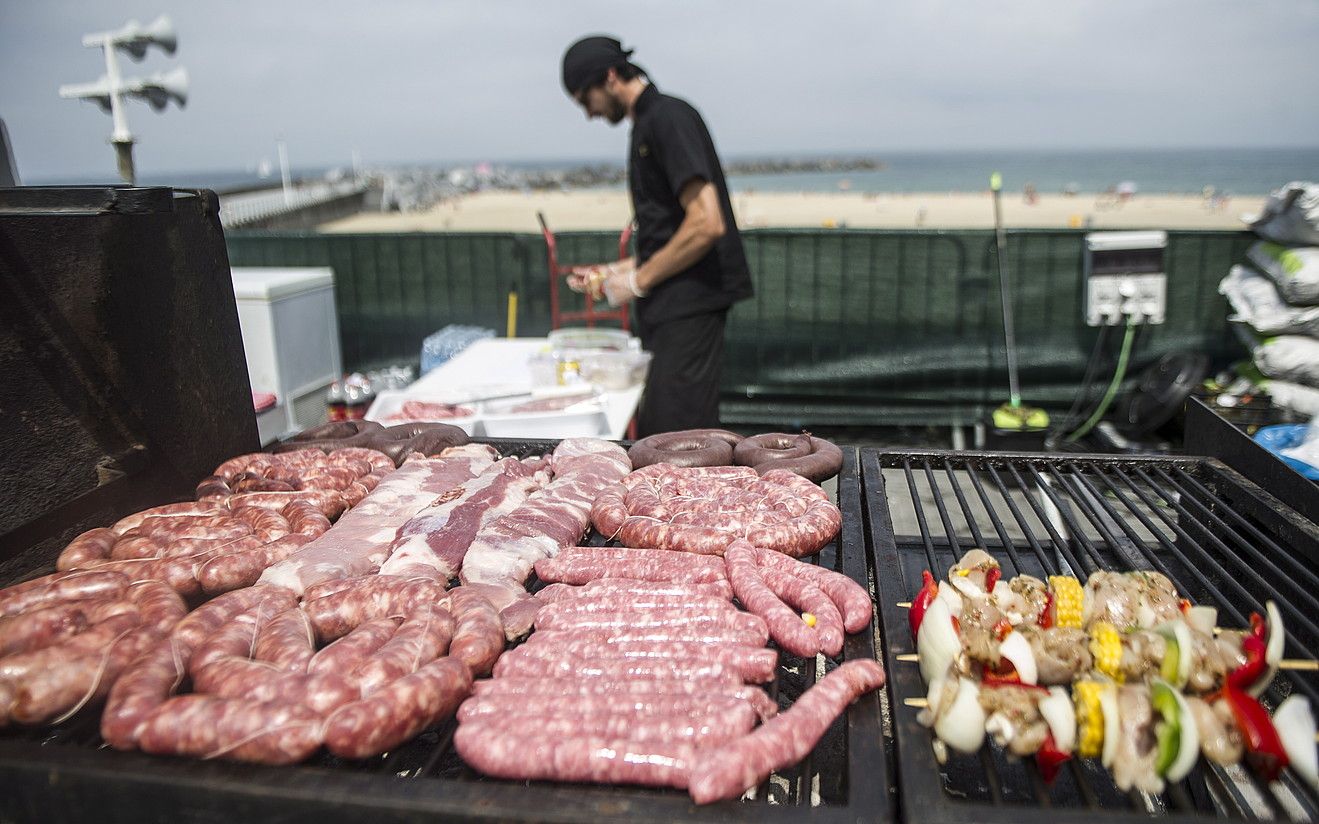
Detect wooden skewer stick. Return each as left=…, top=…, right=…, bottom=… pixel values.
left=901, top=699, right=1317, bottom=743
left=897, top=602, right=912, bottom=608
left=892, top=653, right=1314, bottom=670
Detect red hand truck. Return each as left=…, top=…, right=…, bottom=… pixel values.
left=539, top=211, right=633, bottom=332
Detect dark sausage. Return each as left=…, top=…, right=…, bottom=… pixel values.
left=733, top=432, right=844, bottom=483
left=627, top=430, right=741, bottom=469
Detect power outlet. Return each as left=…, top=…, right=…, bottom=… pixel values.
left=1085, top=273, right=1166, bottom=326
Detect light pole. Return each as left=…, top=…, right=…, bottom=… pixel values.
left=59, top=15, right=188, bottom=185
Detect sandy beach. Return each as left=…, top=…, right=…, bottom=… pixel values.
left=320, top=188, right=1263, bottom=233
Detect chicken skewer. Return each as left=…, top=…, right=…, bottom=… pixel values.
left=911, top=669, right=1318, bottom=796
left=907, top=551, right=1293, bottom=697
left=897, top=550, right=1318, bottom=795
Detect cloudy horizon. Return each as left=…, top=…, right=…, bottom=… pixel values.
left=3, top=0, right=1317, bottom=182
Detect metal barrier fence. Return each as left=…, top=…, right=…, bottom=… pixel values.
left=226, top=228, right=1252, bottom=427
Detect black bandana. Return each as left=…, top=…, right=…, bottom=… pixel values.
left=561, top=35, right=639, bottom=96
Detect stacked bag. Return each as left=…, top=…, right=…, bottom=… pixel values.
left=1218, top=181, right=1319, bottom=418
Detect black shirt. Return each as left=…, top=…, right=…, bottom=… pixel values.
left=628, top=84, right=752, bottom=326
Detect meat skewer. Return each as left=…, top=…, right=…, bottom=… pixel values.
left=912, top=672, right=1319, bottom=796
left=909, top=551, right=1295, bottom=697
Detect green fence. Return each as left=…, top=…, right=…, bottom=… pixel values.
left=226, top=228, right=1253, bottom=427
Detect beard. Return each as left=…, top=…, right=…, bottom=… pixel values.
left=603, top=95, right=627, bottom=125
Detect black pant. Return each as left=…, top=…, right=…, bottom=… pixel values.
left=635, top=310, right=728, bottom=437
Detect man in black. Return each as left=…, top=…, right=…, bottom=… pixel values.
left=560, top=35, right=753, bottom=437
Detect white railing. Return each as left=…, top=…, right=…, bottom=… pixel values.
left=218, top=180, right=366, bottom=227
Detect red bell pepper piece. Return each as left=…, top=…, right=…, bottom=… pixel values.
left=1221, top=684, right=1289, bottom=782
left=1035, top=732, right=1071, bottom=784
left=1226, top=612, right=1268, bottom=691
left=984, top=566, right=1002, bottom=593
left=1037, top=590, right=1054, bottom=629
left=909, top=570, right=939, bottom=639
left=981, top=664, right=1022, bottom=686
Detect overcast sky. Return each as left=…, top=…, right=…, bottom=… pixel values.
left=3, top=0, right=1317, bottom=181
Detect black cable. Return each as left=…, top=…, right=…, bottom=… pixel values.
left=1045, top=323, right=1113, bottom=446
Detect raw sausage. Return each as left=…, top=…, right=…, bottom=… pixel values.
left=687, top=659, right=885, bottom=804
left=322, top=656, right=471, bottom=759
left=446, top=588, right=504, bottom=677
left=725, top=541, right=820, bottom=658
left=137, top=694, right=323, bottom=765
left=55, top=528, right=119, bottom=571
left=454, top=727, right=693, bottom=789
left=753, top=547, right=872, bottom=633
left=758, top=566, right=845, bottom=658
left=351, top=604, right=454, bottom=695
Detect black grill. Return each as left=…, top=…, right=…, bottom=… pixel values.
left=862, top=448, right=1319, bottom=823
left=0, top=441, right=893, bottom=823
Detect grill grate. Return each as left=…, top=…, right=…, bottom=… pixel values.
left=0, top=441, right=892, bottom=823
left=862, top=449, right=1319, bottom=824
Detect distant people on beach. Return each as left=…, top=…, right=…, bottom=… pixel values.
left=1023, top=182, right=1038, bottom=205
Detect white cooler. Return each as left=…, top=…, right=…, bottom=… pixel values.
left=232, top=267, right=342, bottom=443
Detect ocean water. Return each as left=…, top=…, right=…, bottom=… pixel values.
left=723, top=148, right=1319, bottom=196
left=26, top=147, right=1317, bottom=196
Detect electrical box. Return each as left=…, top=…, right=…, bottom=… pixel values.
left=1083, top=231, right=1167, bottom=326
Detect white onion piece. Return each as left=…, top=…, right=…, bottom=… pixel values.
left=924, top=674, right=949, bottom=717
left=1161, top=680, right=1200, bottom=783
left=1185, top=605, right=1217, bottom=636
left=918, top=597, right=961, bottom=683
left=1274, top=696, right=1318, bottom=793
left=998, top=631, right=1038, bottom=685
left=1248, top=601, right=1286, bottom=698
left=991, top=580, right=1026, bottom=625
left=1135, top=603, right=1157, bottom=630
left=936, top=581, right=963, bottom=618
left=950, top=575, right=985, bottom=600
left=985, top=712, right=1014, bottom=747
left=1154, top=619, right=1193, bottom=689
left=1039, top=687, right=1076, bottom=753
left=1099, top=684, right=1121, bottom=768
left=934, top=678, right=987, bottom=754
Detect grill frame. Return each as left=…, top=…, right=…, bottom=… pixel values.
left=0, top=441, right=894, bottom=824
left=862, top=447, right=1319, bottom=824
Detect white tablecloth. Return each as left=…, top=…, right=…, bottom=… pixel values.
left=402, top=338, right=643, bottom=440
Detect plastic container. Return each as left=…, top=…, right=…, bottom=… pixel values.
left=365, top=390, right=480, bottom=435
left=579, top=350, right=653, bottom=390
left=478, top=388, right=607, bottom=438
left=546, top=327, right=634, bottom=353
